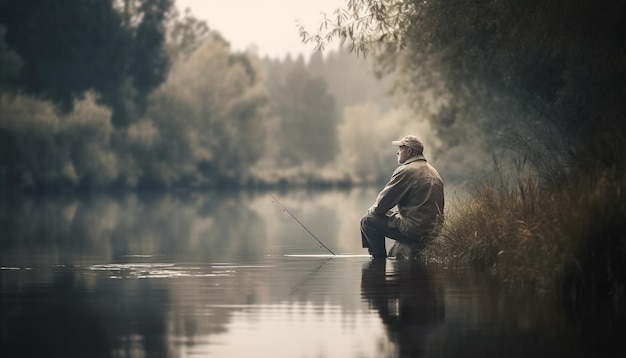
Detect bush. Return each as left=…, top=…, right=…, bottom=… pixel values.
left=429, top=162, right=626, bottom=307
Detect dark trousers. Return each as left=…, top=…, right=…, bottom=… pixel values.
left=360, top=214, right=418, bottom=258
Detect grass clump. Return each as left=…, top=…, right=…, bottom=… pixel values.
left=428, top=164, right=626, bottom=307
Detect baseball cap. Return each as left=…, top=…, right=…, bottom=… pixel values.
left=391, top=135, right=424, bottom=152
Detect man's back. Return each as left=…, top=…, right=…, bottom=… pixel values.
left=392, top=159, right=444, bottom=237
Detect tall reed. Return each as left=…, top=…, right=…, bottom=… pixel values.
left=428, top=162, right=626, bottom=307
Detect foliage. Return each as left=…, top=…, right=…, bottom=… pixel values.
left=429, top=162, right=626, bottom=306
left=301, top=0, right=626, bottom=305
left=0, top=0, right=173, bottom=127
left=134, top=36, right=270, bottom=187
left=0, top=33, right=270, bottom=190
left=1, top=1, right=453, bottom=191
left=127, top=0, right=172, bottom=114
left=299, top=0, right=414, bottom=55
left=0, top=92, right=117, bottom=189
left=265, top=61, right=339, bottom=167
left=165, top=6, right=210, bottom=60
left=300, top=0, right=626, bottom=184
left=0, top=25, right=21, bottom=87
left=307, top=50, right=394, bottom=111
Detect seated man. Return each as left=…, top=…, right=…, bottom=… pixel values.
left=361, top=135, right=444, bottom=259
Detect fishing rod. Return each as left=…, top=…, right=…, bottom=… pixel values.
left=269, top=193, right=336, bottom=256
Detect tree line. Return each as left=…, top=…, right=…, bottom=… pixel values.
left=2, top=0, right=440, bottom=192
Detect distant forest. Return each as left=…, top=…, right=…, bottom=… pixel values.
left=4, top=1, right=624, bottom=194
left=0, top=0, right=475, bottom=192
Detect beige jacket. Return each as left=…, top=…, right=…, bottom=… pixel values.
left=369, top=155, right=444, bottom=238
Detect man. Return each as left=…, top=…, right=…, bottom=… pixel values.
left=361, top=135, right=444, bottom=259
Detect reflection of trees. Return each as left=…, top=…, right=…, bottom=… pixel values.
left=0, top=270, right=170, bottom=358
left=0, top=191, right=278, bottom=357
left=0, top=190, right=372, bottom=356
left=0, top=192, right=268, bottom=266
left=360, top=260, right=445, bottom=357
left=0, top=262, right=263, bottom=357
left=429, top=269, right=599, bottom=358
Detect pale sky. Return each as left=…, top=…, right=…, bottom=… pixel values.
left=175, top=0, right=345, bottom=59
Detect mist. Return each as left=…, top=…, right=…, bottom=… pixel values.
left=1, top=22, right=488, bottom=192
left=0, top=1, right=502, bottom=194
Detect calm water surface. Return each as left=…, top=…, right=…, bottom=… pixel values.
left=0, top=189, right=621, bottom=357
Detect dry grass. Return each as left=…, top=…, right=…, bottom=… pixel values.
left=428, top=165, right=626, bottom=304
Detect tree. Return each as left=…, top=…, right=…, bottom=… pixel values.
left=127, top=0, right=171, bottom=115
left=128, top=34, right=270, bottom=188
left=300, top=0, right=626, bottom=183
left=0, top=0, right=172, bottom=127
left=165, top=6, right=210, bottom=60
left=272, top=64, right=339, bottom=166
left=0, top=25, right=21, bottom=88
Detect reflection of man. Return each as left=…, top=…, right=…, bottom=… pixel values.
left=360, top=260, right=444, bottom=357
left=361, top=135, right=444, bottom=259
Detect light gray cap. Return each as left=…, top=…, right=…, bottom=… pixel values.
left=391, top=135, right=424, bottom=152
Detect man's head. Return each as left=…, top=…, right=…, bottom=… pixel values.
left=391, top=135, right=424, bottom=152
left=392, top=135, right=424, bottom=164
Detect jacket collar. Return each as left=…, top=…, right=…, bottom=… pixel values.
left=402, top=154, right=426, bottom=165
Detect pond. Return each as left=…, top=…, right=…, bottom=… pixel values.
left=0, top=188, right=621, bottom=357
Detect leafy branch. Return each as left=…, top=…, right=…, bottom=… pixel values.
left=297, top=0, right=416, bottom=55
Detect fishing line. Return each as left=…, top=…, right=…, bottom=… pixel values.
left=269, top=193, right=336, bottom=256
left=288, top=258, right=332, bottom=296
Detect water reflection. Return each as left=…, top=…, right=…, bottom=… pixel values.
left=1, top=267, right=172, bottom=358
left=1, top=190, right=624, bottom=357
left=0, top=189, right=373, bottom=269
left=361, top=260, right=444, bottom=357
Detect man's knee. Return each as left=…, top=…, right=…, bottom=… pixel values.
left=360, top=215, right=368, bottom=228
left=361, top=214, right=383, bottom=231
left=360, top=214, right=375, bottom=230
left=363, top=215, right=394, bottom=243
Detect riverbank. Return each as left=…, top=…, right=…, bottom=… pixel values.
left=427, top=167, right=626, bottom=315
left=4, top=157, right=624, bottom=314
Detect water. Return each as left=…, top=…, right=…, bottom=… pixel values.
left=0, top=189, right=622, bottom=357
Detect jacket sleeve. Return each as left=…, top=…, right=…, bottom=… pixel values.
left=369, top=166, right=412, bottom=215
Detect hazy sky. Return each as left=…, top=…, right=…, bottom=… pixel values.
left=175, top=0, right=345, bottom=59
